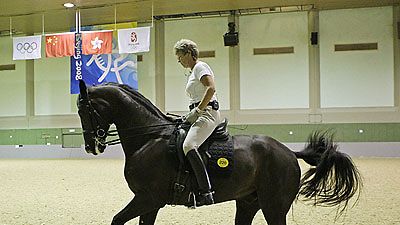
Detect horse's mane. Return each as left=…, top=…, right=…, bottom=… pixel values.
left=99, top=82, right=173, bottom=122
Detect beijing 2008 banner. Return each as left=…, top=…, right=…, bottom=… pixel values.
left=70, top=22, right=138, bottom=94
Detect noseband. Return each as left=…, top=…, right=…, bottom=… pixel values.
left=78, top=97, right=111, bottom=146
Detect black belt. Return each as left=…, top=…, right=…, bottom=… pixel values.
left=189, top=100, right=219, bottom=111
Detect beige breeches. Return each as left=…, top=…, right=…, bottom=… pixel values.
left=182, top=106, right=221, bottom=155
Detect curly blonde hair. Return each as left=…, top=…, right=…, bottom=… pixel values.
left=173, top=39, right=199, bottom=59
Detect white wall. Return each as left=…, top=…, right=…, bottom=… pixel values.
left=0, top=36, right=26, bottom=116
left=0, top=6, right=399, bottom=127
left=137, top=26, right=156, bottom=104
left=34, top=56, right=75, bottom=115
left=164, top=17, right=230, bottom=111
left=320, top=7, right=394, bottom=108
left=239, top=12, right=309, bottom=109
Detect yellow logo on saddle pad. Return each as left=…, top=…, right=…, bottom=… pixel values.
left=217, top=157, right=229, bottom=168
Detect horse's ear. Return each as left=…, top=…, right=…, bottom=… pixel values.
left=79, top=79, right=88, bottom=99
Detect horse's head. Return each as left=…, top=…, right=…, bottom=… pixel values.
left=77, top=80, right=111, bottom=155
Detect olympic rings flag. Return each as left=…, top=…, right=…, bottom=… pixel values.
left=13, top=35, right=42, bottom=60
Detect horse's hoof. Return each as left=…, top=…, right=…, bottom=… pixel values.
left=111, top=218, right=123, bottom=225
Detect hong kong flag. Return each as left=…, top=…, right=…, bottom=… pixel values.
left=45, top=32, right=75, bottom=57
left=81, top=30, right=113, bottom=55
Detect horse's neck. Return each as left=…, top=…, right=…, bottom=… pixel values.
left=115, top=120, right=171, bottom=158
left=111, top=99, right=171, bottom=157
left=110, top=93, right=168, bottom=126
left=113, top=108, right=169, bottom=130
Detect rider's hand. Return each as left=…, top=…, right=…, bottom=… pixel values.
left=183, top=107, right=201, bottom=124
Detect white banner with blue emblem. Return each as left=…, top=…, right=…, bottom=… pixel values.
left=13, top=35, right=42, bottom=60
left=117, top=27, right=150, bottom=54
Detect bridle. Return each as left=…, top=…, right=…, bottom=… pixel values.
left=78, top=94, right=112, bottom=151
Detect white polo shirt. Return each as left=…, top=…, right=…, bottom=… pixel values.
left=185, top=61, right=217, bottom=105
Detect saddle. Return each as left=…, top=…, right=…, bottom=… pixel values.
left=168, top=118, right=234, bottom=207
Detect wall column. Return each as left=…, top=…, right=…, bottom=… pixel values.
left=228, top=13, right=240, bottom=123
left=393, top=6, right=400, bottom=108
left=26, top=59, right=35, bottom=127
left=154, top=20, right=166, bottom=111
left=308, top=9, right=321, bottom=123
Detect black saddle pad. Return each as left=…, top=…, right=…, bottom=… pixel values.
left=204, top=136, right=234, bottom=177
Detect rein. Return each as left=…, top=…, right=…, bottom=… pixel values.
left=104, top=122, right=179, bottom=146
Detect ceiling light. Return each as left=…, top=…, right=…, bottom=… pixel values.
left=63, top=3, right=75, bottom=8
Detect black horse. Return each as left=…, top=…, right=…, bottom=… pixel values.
left=77, top=80, right=362, bottom=225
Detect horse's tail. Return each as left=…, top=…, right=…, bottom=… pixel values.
left=294, top=130, right=362, bottom=213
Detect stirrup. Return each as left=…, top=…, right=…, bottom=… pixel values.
left=187, top=192, right=197, bottom=209
left=198, top=191, right=214, bottom=206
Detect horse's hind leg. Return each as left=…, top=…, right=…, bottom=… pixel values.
left=257, top=180, right=297, bottom=225
left=257, top=158, right=300, bottom=225
left=235, top=193, right=260, bottom=225
left=258, top=190, right=290, bottom=225
left=261, top=209, right=286, bottom=225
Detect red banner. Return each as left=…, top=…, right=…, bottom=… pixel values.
left=81, top=31, right=113, bottom=55
left=45, top=33, right=75, bottom=58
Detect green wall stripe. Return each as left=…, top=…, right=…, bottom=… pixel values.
left=0, top=128, right=82, bottom=145
left=1, top=123, right=400, bottom=145
left=228, top=123, right=400, bottom=142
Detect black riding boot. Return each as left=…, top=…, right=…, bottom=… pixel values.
left=186, top=149, right=214, bottom=205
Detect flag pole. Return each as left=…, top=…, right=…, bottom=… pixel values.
left=74, top=9, right=81, bottom=33
left=42, top=14, right=45, bottom=36
left=78, top=10, right=81, bottom=33
left=9, top=17, right=12, bottom=38
left=151, top=0, right=154, bottom=28
left=75, top=10, right=78, bottom=33
left=114, top=3, right=117, bottom=31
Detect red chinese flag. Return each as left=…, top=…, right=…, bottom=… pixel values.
left=45, top=33, right=75, bottom=57
left=81, top=31, right=113, bottom=55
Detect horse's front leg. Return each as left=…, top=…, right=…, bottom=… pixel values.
left=138, top=208, right=160, bottom=225
left=111, top=193, right=163, bottom=225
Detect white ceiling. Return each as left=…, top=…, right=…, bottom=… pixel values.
left=0, top=0, right=399, bottom=35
